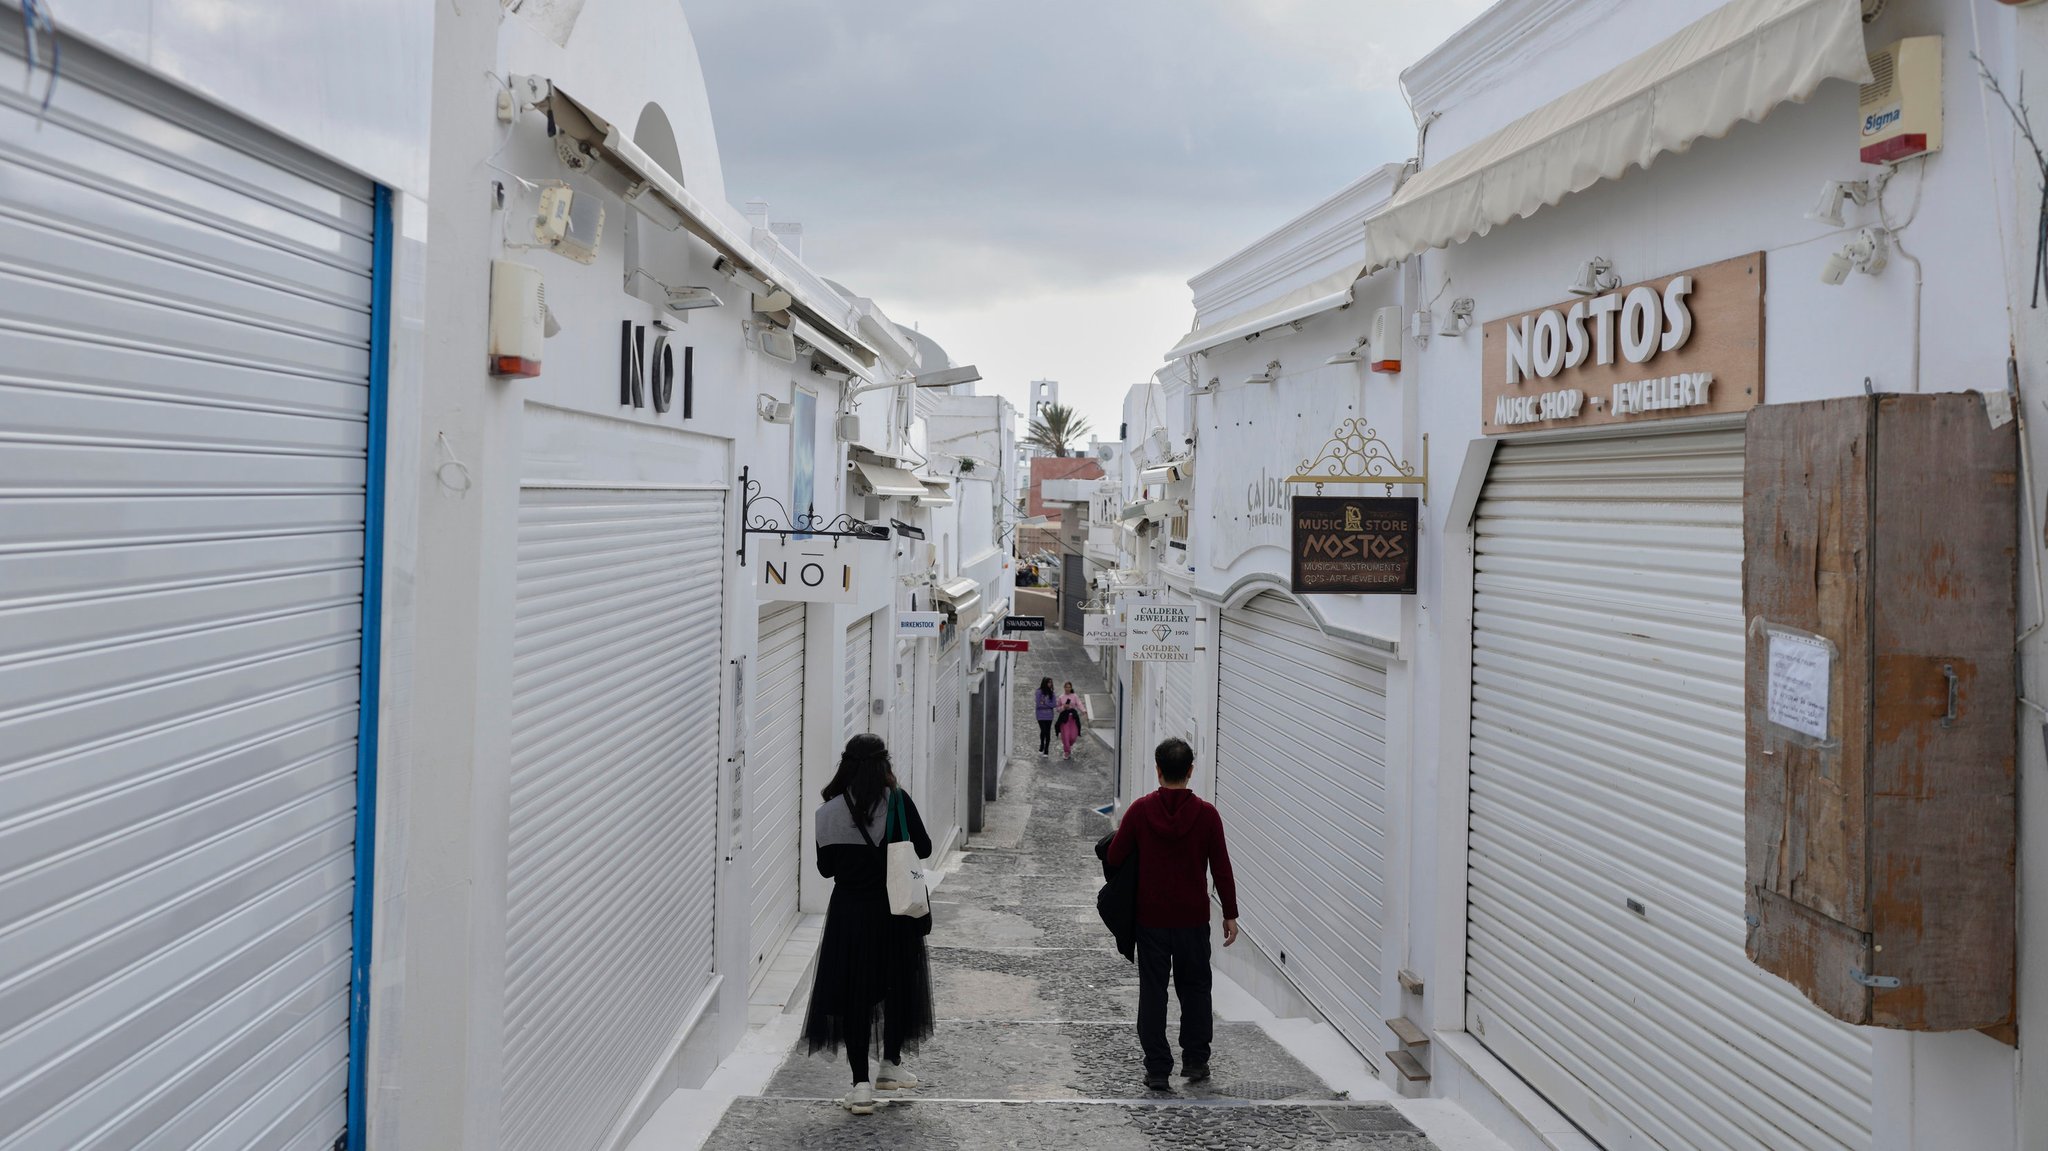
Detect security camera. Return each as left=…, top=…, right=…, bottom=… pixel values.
left=1819, top=228, right=1889, bottom=285
left=1819, top=250, right=1853, bottom=286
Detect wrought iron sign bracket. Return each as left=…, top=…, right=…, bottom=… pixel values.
left=735, top=465, right=890, bottom=565
left=1286, top=421, right=1429, bottom=504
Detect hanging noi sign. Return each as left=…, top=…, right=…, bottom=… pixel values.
left=754, top=536, right=858, bottom=604
left=1480, top=252, right=1763, bottom=435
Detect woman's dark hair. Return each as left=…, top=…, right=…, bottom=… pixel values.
left=1038, top=677, right=1054, bottom=697
left=823, top=733, right=897, bottom=821
left=1063, top=681, right=1074, bottom=693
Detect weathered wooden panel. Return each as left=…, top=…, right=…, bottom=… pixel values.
left=1747, top=888, right=1872, bottom=1022
left=1744, top=393, right=2016, bottom=1035
left=1743, top=397, right=1870, bottom=930
left=1868, top=394, right=2017, bottom=1032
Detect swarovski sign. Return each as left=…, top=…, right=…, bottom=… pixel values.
left=1481, top=253, right=1763, bottom=435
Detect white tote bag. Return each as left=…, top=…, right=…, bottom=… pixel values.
left=884, top=790, right=931, bottom=920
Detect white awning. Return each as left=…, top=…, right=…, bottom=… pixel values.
left=916, top=478, right=954, bottom=508
left=1162, top=265, right=1361, bottom=362
left=1362, top=0, right=1869, bottom=271
left=851, top=461, right=927, bottom=499
left=534, top=79, right=877, bottom=365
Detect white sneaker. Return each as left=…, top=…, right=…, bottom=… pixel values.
left=842, top=1081, right=876, bottom=1115
left=876, top=1061, right=918, bottom=1090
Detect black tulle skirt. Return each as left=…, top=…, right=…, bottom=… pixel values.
left=802, top=885, right=935, bottom=1056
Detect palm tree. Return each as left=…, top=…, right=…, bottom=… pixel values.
left=1026, top=402, right=1091, bottom=457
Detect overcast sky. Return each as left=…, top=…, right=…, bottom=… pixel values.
left=681, top=0, right=1489, bottom=437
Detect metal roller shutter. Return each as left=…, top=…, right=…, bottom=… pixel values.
left=889, top=640, right=917, bottom=791
left=1466, top=429, right=1873, bottom=1151
left=1159, top=597, right=1198, bottom=752
left=843, top=615, right=873, bottom=745
left=0, top=49, right=376, bottom=1151
left=1214, top=594, right=1388, bottom=1065
left=930, top=645, right=963, bottom=844
left=748, top=604, right=805, bottom=982
left=504, top=487, right=724, bottom=1151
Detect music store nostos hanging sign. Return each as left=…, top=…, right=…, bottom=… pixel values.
left=1481, top=252, right=1763, bottom=435
left=1291, top=496, right=1418, bottom=595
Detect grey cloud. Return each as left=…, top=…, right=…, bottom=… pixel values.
left=680, top=0, right=1429, bottom=308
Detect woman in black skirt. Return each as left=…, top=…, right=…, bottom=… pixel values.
left=803, top=734, right=935, bottom=1115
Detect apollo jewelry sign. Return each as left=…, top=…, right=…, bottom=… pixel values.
left=1480, top=253, right=1763, bottom=435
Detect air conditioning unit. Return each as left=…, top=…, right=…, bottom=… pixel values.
left=1369, top=305, right=1402, bottom=374
left=1860, top=36, right=1942, bottom=166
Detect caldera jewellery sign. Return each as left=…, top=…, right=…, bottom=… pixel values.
left=1480, top=252, right=1763, bottom=435
left=1291, top=496, right=1418, bottom=596
left=1128, top=603, right=1195, bottom=663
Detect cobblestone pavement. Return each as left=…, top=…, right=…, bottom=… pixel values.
left=702, top=628, right=1436, bottom=1149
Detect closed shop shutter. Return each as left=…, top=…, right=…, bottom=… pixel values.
left=843, top=615, right=873, bottom=744
left=1215, top=593, right=1389, bottom=1066
left=889, top=640, right=917, bottom=792
left=1159, top=596, right=1198, bottom=751
left=929, top=644, right=964, bottom=844
left=0, top=52, right=376, bottom=1151
left=748, top=604, right=805, bottom=982
left=504, top=488, right=724, bottom=1151
left=1467, top=429, right=1873, bottom=1150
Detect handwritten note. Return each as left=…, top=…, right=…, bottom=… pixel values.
left=1766, top=632, right=1831, bottom=740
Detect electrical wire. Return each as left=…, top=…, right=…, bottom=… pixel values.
left=1875, top=158, right=1927, bottom=392
left=20, top=0, right=60, bottom=124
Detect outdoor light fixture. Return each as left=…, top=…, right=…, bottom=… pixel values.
left=1820, top=227, right=1890, bottom=285
left=1326, top=338, right=1370, bottom=365
left=911, top=364, right=982, bottom=389
left=1442, top=297, right=1476, bottom=337
left=843, top=363, right=984, bottom=399
left=757, top=394, right=793, bottom=423
left=1243, top=360, right=1282, bottom=385
left=1568, top=257, right=1622, bottom=296
left=664, top=286, right=722, bottom=312
left=1807, top=173, right=1887, bottom=228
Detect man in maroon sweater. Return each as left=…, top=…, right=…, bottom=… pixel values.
left=1105, top=737, right=1238, bottom=1090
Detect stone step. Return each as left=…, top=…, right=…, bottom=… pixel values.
left=1385, top=1048, right=1431, bottom=1083
left=1384, top=1016, right=1429, bottom=1048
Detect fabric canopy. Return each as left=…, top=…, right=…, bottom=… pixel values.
left=851, top=461, right=927, bottom=498
left=1163, top=265, right=1361, bottom=362
left=1363, top=0, right=1869, bottom=271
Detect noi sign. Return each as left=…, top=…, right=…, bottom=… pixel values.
left=755, top=536, right=858, bottom=604
left=1480, top=253, right=1763, bottom=436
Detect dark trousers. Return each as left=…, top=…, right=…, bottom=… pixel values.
left=1038, top=719, right=1053, bottom=753
left=843, top=1006, right=906, bottom=1084
left=1135, top=925, right=1213, bottom=1076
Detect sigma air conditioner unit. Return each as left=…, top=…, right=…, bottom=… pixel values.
left=1860, top=36, right=1942, bottom=166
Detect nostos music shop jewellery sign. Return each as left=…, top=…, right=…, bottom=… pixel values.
left=1291, top=496, right=1418, bottom=595
left=1480, top=252, right=1763, bottom=435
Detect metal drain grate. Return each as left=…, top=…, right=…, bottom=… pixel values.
left=1209, top=1080, right=1313, bottom=1101
left=1320, top=1106, right=1424, bottom=1134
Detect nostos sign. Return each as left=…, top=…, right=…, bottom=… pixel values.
left=1291, top=496, right=1418, bottom=595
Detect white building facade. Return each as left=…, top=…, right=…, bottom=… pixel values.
left=1122, top=1, right=2045, bottom=1148
left=0, top=4, right=1010, bottom=1150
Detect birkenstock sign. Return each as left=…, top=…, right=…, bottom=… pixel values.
left=1480, top=253, right=1763, bottom=435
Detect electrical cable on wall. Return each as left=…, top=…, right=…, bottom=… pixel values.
left=19, top=0, right=61, bottom=124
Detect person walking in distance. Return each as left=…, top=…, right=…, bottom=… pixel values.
left=1054, top=680, right=1087, bottom=760
left=1104, top=738, right=1238, bottom=1091
left=1034, top=677, right=1058, bottom=757
left=803, top=735, right=936, bottom=1115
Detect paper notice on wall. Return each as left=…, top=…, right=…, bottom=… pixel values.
left=1766, top=632, right=1831, bottom=740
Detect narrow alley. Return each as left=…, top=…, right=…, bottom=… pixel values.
left=690, top=627, right=1444, bottom=1150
